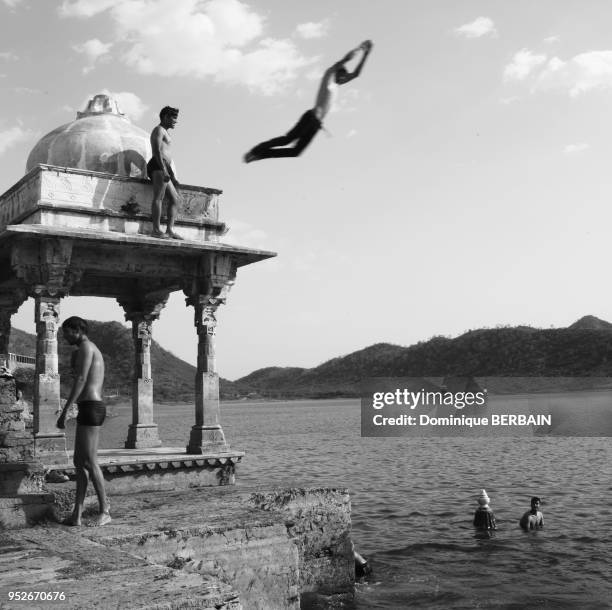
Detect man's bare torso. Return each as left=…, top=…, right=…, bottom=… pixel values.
left=76, top=340, right=105, bottom=402
left=151, top=125, right=173, bottom=165
left=314, top=72, right=338, bottom=121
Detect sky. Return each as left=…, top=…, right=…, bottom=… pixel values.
left=2, top=0, right=612, bottom=380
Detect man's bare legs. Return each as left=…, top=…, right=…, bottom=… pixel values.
left=150, top=171, right=168, bottom=237
left=65, top=425, right=111, bottom=526
left=150, top=171, right=182, bottom=239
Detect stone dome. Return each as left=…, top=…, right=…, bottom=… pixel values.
left=26, top=94, right=152, bottom=178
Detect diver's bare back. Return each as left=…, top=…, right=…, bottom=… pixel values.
left=78, top=340, right=105, bottom=402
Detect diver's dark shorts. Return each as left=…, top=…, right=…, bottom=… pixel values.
left=77, top=400, right=106, bottom=427
left=146, top=157, right=170, bottom=180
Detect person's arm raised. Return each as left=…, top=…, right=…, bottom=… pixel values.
left=340, top=40, right=373, bottom=83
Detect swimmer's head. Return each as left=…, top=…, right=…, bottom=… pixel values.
left=159, top=106, right=179, bottom=128
left=335, top=67, right=350, bottom=84
left=530, top=497, right=541, bottom=509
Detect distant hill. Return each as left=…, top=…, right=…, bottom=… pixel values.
left=9, top=321, right=238, bottom=402
left=569, top=315, right=612, bottom=331
left=11, top=315, right=612, bottom=400
left=232, top=316, right=612, bottom=398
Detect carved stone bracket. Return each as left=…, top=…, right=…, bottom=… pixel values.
left=117, top=286, right=170, bottom=323
left=12, top=238, right=79, bottom=297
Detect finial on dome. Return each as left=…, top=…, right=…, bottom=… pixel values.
left=77, top=94, right=127, bottom=120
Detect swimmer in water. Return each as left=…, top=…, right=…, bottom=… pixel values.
left=519, top=496, right=544, bottom=530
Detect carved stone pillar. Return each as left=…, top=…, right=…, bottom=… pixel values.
left=32, top=292, right=64, bottom=453
left=12, top=238, right=79, bottom=460
left=184, top=254, right=236, bottom=454
left=118, top=289, right=169, bottom=449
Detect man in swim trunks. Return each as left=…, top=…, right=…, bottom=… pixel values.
left=56, top=316, right=111, bottom=527
left=147, top=106, right=183, bottom=239
left=519, top=496, right=544, bottom=530
left=243, top=40, right=373, bottom=162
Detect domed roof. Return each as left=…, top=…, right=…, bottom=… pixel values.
left=26, top=94, right=152, bottom=178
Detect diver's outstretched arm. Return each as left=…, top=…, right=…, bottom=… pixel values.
left=340, top=40, right=373, bottom=83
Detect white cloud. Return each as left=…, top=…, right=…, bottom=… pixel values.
left=454, top=17, right=497, bottom=39
left=331, top=87, right=360, bottom=113
left=503, top=48, right=547, bottom=81
left=106, top=90, right=148, bottom=121
left=0, top=51, right=18, bottom=61
left=543, top=35, right=560, bottom=44
left=499, top=96, right=520, bottom=105
left=346, top=129, right=357, bottom=138
left=72, top=38, right=112, bottom=73
left=295, top=21, right=329, bottom=40
left=61, top=0, right=314, bottom=95
left=59, top=0, right=121, bottom=18
left=2, top=0, right=25, bottom=8
left=506, top=49, right=612, bottom=96
left=13, top=87, right=42, bottom=94
left=0, top=125, right=32, bottom=155
left=536, top=51, right=612, bottom=96
left=563, top=143, right=589, bottom=154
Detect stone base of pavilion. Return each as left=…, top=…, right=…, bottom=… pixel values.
left=0, top=446, right=244, bottom=529
left=49, top=446, right=244, bottom=493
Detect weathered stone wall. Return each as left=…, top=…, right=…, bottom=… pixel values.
left=250, top=488, right=354, bottom=601
left=0, top=377, right=34, bottom=463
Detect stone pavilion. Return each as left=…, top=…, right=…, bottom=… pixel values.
left=0, top=94, right=275, bottom=521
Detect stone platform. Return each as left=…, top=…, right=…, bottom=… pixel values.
left=0, top=445, right=245, bottom=529
left=0, top=486, right=354, bottom=610
left=49, top=447, right=245, bottom=492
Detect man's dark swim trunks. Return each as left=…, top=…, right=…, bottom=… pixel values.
left=146, top=157, right=171, bottom=181
left=248, top=108, right=322, bottom=160
left=77, top=400, right=106, bottom=427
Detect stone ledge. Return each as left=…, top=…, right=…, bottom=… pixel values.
left=3, top=224, right=276, bottom=267
left=0, top=527, right=240, bottom=609
left=0, top=486, right=354, bottom=609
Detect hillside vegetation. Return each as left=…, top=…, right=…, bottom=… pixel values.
left=10, top=315, right=612, bottom=400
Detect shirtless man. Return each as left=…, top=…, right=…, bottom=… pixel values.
left=147, top=106, right=183, bottom=239
left=243, top=40, right=373, bottom=162
left=56, top=317, right=111, bottom=527
left=519, top=496, right=544, bottom=530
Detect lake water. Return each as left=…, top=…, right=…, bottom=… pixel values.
left=90, top=398, right=611, bottom=609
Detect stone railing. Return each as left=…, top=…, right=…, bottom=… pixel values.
left=0, top=164, right=226, bottom=241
